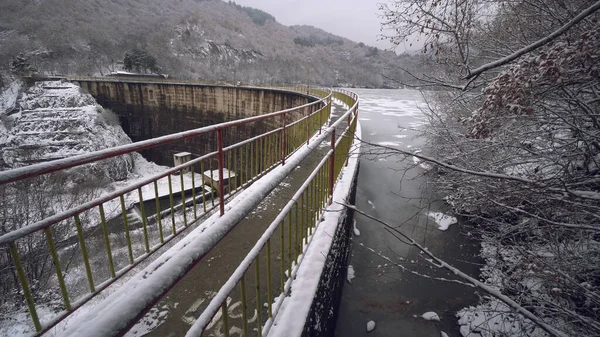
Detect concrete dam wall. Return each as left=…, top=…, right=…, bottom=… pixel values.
left=73, top=79, right=316, bottom=166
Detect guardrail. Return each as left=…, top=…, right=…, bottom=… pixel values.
left=0, top=86, right=332, bottom=335
left=186, top=89, right=359, bottom=337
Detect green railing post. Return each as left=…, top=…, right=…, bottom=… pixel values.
left=99, top=204, right=116, bottom=277
left=217, top=129, right=226, bottom=216
left=120, top=195, right=134, bottom=264
left=75, top=214, right=95, bottom=292
left=9, top=243, right=42, bottom=332
left=221, top=302, right=230, bottom=337
left=266, top=238, right=273, bottom=318
left=45, top=227, right=71, bottom=310
left=154, top=181, right=164, bottom=244
left=138, top=188, right=150, bottom=253
left=180, top=172, right=188, bottom=226
left=240, top=275, right=249, bottom=337
left=168, top=174, right=176, bottom=235
left=191, top=165, right=197, bottom=219
left=255, top=258, right=262, bottom=336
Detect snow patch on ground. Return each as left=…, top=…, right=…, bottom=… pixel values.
left=427, top=212, right=457, bottom=231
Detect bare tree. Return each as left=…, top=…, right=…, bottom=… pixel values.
left=378, top=0, right=600, bottom=335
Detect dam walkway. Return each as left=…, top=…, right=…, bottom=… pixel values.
left=0, top=82, right=360, bottom=337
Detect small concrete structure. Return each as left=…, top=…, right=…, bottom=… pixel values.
left=173, top=152, right=192, bottom=173
left=202, top=169, right=237, bottom=191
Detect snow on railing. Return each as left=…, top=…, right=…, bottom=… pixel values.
left=0, top=84, right=332, bottom=336
left=185, top=89, right=359, bottom=337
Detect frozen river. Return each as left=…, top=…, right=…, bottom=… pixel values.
left=334, top=89, right=481, bottom=337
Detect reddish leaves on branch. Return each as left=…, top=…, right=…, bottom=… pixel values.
left=467, top=29, right=600, bottom=138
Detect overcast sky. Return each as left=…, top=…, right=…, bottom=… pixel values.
left=228, top=0, right=404, bottom=51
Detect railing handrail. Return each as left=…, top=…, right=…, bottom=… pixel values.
left=0, top=91, right=326, bottom=186
left=0, top=80, right=353, bottom=336
left=0, top=92, right=330, bottom=247
left=186, top=89, right=359, bottom=336
left=62, top=89, right=358, bottom=337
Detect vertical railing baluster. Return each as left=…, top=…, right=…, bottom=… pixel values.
left=294, top=202, right=299, bottom=264
left=210, top=160, right=215, bottom=207
left=240, top=275, right=249, bottom=337
left=270, top=134, right=274, bottom=168
left=191, top=165, right=197, bottom=219
left=280, top=220, right=285, bottom=290
left=9, top=243, right=41, bottom=331
left=99, top=204, right=116, bottom=277
left=233, top=147, right=238, bottom=191
left=266, top=238, right=273, bottom=318
left=227, top=149, right=232, bottom=196
left=304, top=190, right=309, bottom=243
left=120, top=195, right=134, bottom=264
left=309, top=180, right=314, bottom=236
left=201, top=161, right=207, bottom=213
left=248, top=140, right=256, bottom=182
left=168, top=174, right=176, bottom=234
left=221, top=301, right=230, bottom=337
left=329, top=130, right=336, bottom=205
left=154, top=181, right=164, bottom=244
left=45, top=227, right=71, bottom=310
left=306, top=106, right=310, bottom=145
left=180, top=172, right=187, bottom=226
left=281, top=113, right=286, bottom=165
left=75, top=214, right=95, bottom=292
left=288, top=213, right=292, bottom=275
left=259, top=136, right=263, bottom=175
left=138, top=188, right=150, bottom=253
left=255, top=258, right=262, bottom=336
left=217, top=129, right=225, bottom=216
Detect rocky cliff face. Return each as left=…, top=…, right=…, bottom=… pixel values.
left=0, top=80, right=135, bottom=181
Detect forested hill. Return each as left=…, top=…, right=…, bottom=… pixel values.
left=0, top=0, right=420, bottom=87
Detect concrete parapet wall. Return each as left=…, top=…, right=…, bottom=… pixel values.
left=301, top=164, right=359, bottom=337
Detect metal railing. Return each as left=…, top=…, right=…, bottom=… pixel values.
left=185, top=89, right=359, bottom=337
left=0, top=86, right=332, bottom=335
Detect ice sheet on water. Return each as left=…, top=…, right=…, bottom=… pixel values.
left=366, top=320, right=376, bottom=332
left=427, top=212, right=457, bottom=231
left=347, top=265, right=355, bottom=283
left=353, top=220, right=360, bottom=236
left=421, top=311, right=440, bottom=321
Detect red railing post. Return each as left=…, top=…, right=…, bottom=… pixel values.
left=328, top=129, right=335, bottom=205
left=281, top=112, right=287, bottom=165
left=217, top=128, right=225, bottom=216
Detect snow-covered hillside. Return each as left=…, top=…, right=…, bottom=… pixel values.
left=0, top=80, right=135, bottom=180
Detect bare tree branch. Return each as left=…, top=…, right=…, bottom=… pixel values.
left=340, top=202, right=570, bottom=337
left=465, top=0, right=600, bottom=79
